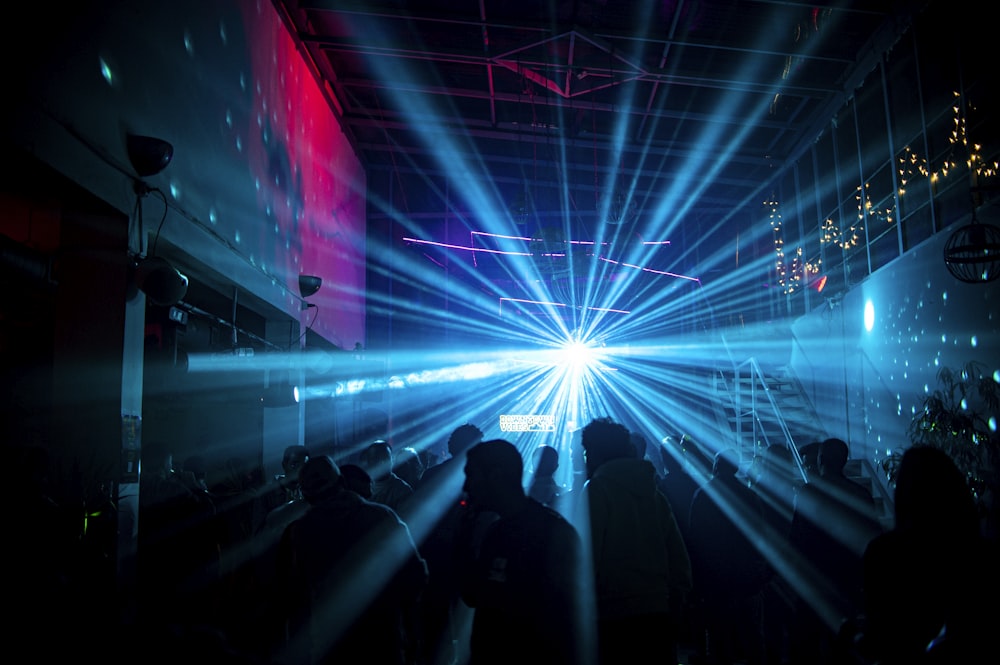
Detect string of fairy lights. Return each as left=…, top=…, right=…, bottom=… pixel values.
left=769, top=92, right=997, bottom=296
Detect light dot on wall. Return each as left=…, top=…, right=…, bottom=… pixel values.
left=99, top=57, right=114, bottom=85
left=990, top=417, right=997, bottom=432
left=864, top=299, right=875, bottom=332
left=971, top=336, right=978, bottom=347
left=994, top=370, right=1000, bottom=383
left=960, top=398, right=968, bottom=411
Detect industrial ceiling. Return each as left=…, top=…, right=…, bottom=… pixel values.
left=273, top=0, right=918, bottom=249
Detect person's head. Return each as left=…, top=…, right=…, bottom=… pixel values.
left=657, top=436, right=686, bottom=475
left=393, top=446, right=424, bottom=487
left=799, top=441, right=821, bottom=476
left=282, top=445, right=310, bottom=481
left=753, top=444, right=796, bottom=487
left=359, top=440, right=393, bottom=479
left=581, top=416, right=634, bottom=478
left=298, top=455, right=342, bottom=504
left=893, top=445, right=978, bottom=535
left=142, top=440, right=174, bottom=477
left=712, top=448, right=741, bottom=481
left=447, top=423, right=484, bottom=458
left=629, top=431, right=648, bottom=460
left=182, top=455, right=208, bottom=480
left=532, top=445, right=559, bottom=478
left=463, top=439, right=525, bottom=513
left=339, top=463, right=374, bottom=499
left=817, top=438, right=849, bottom=477
left=183, top=455, right=208, bottom=487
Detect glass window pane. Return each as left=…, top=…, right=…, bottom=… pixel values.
left=902, top=202, right=934, bottom=251
left=856, top=67, right=890, bottom=179
left=886, top=33, right=923, bottom=152
left=814, top=133, right=838, bottom=217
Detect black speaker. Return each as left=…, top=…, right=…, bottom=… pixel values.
left=127, top=134, right=174, bottom=177
left=299, top=274, right=322, bottom=298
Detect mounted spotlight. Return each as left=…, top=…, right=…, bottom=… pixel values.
left=261, top=381, right=300, bottom=408
left=299, top=274, right=322, bottom=298
left=133, top=255, right=188, bottom=306
left=126, top=133, right=174, bottom=178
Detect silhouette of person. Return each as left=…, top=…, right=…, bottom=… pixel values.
left=797, top=441, right=821, bottom=480
left=749, top=444, right=803, bottom=665
left=256, top=445, right=309, bottom=533
left=273, top=455, right=428, bottom=665
left=252, top=448, right=313, bottom=654
left=860, top=445, right=1000, bottom=665
left=211, top=455, right=270, bottom=653
left=687, top=448, right=770, bottom=665
left=457, top=439, right=585, bottom=665
left=6, top=443, right=83, bottom=661
left=526, top=444, right=566, bottom=510
left=136, top=440, right=222, bottom=629
left=788, top=437, right=883, bottom=665
left=339, top=463, right=374, bottom=499
left=394, top=445, right=425, bottom=491
left=655, top=434, right=710, bottom=547
left=577, top=416, right=693, bottom=665
left=182, top=454, right=211, bottom=493
left=411, top=422, right=484, bottom=665
left=360, top=439, right=414, bottom=512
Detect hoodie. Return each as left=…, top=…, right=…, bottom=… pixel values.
left=584, top=457, right=693, bottom=620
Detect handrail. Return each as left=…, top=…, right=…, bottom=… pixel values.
left=735, top=357, right=809, bottom=484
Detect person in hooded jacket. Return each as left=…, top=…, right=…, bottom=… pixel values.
left=578, top=416, right=694, bottom=665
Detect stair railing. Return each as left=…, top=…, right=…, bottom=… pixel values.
left=734, top=357, right=809, bottom=484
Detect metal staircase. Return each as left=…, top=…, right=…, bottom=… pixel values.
left=711, top=356, right=894, bottom=528
left=712, top=357, right=825, bottom=483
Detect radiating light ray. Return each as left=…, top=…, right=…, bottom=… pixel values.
left=261, top=9, right=900, bottom=657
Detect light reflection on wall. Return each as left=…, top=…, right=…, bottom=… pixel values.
left=240, top=0, right=366, bottom=348
left=791, top=226, right=999, bottom=485
left=27, top=0, right=366, bottom=350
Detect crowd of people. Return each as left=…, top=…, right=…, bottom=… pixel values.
left=7, top=418, right=999, bottom=665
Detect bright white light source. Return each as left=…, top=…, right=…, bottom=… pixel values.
left=560, top=340, right=594, bottom=367
left=864, top=299, right=875, bottom=332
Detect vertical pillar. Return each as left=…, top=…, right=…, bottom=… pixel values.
left=262, top=317, right=303, bottom=481
left=49, top=207, right=135, bottom=621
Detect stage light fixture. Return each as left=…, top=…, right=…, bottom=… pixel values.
left=126, top=133, right=174, bottom=178
left=299, top=274, right=322, bottom=298
left=133, top=255, right=188, bottom=306
left=261, top=381, right=300, bottom=408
